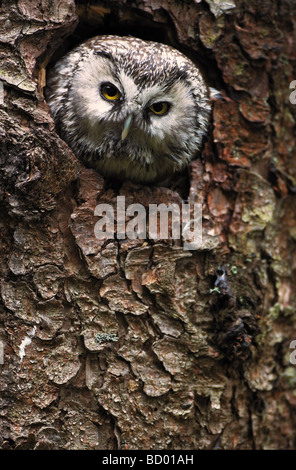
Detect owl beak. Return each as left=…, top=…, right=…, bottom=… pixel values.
left=121, top=114, right=133, bottom=141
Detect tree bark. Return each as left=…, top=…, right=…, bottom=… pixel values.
left=0, top=0, right=296, bottom=450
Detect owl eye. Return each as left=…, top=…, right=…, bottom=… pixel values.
left=149, top=102, right=169, bottom=116
left=101, top=82, right=121, bottom=101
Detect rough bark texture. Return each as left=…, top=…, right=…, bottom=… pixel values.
left=0, top=0, right=296, bottom=450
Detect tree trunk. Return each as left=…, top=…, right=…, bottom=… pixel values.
left=0, top=0, right=296, bottom=450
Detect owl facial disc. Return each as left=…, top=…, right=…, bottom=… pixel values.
left=46, top=35, right=211, bottom=183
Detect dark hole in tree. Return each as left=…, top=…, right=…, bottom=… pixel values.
left=45, top=1, right=221, bottom=197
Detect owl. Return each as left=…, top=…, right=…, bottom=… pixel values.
left=46, top=35, right=211, bottom=184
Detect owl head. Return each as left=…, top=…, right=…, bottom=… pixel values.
left=46, top=35, right=211, bottom=183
